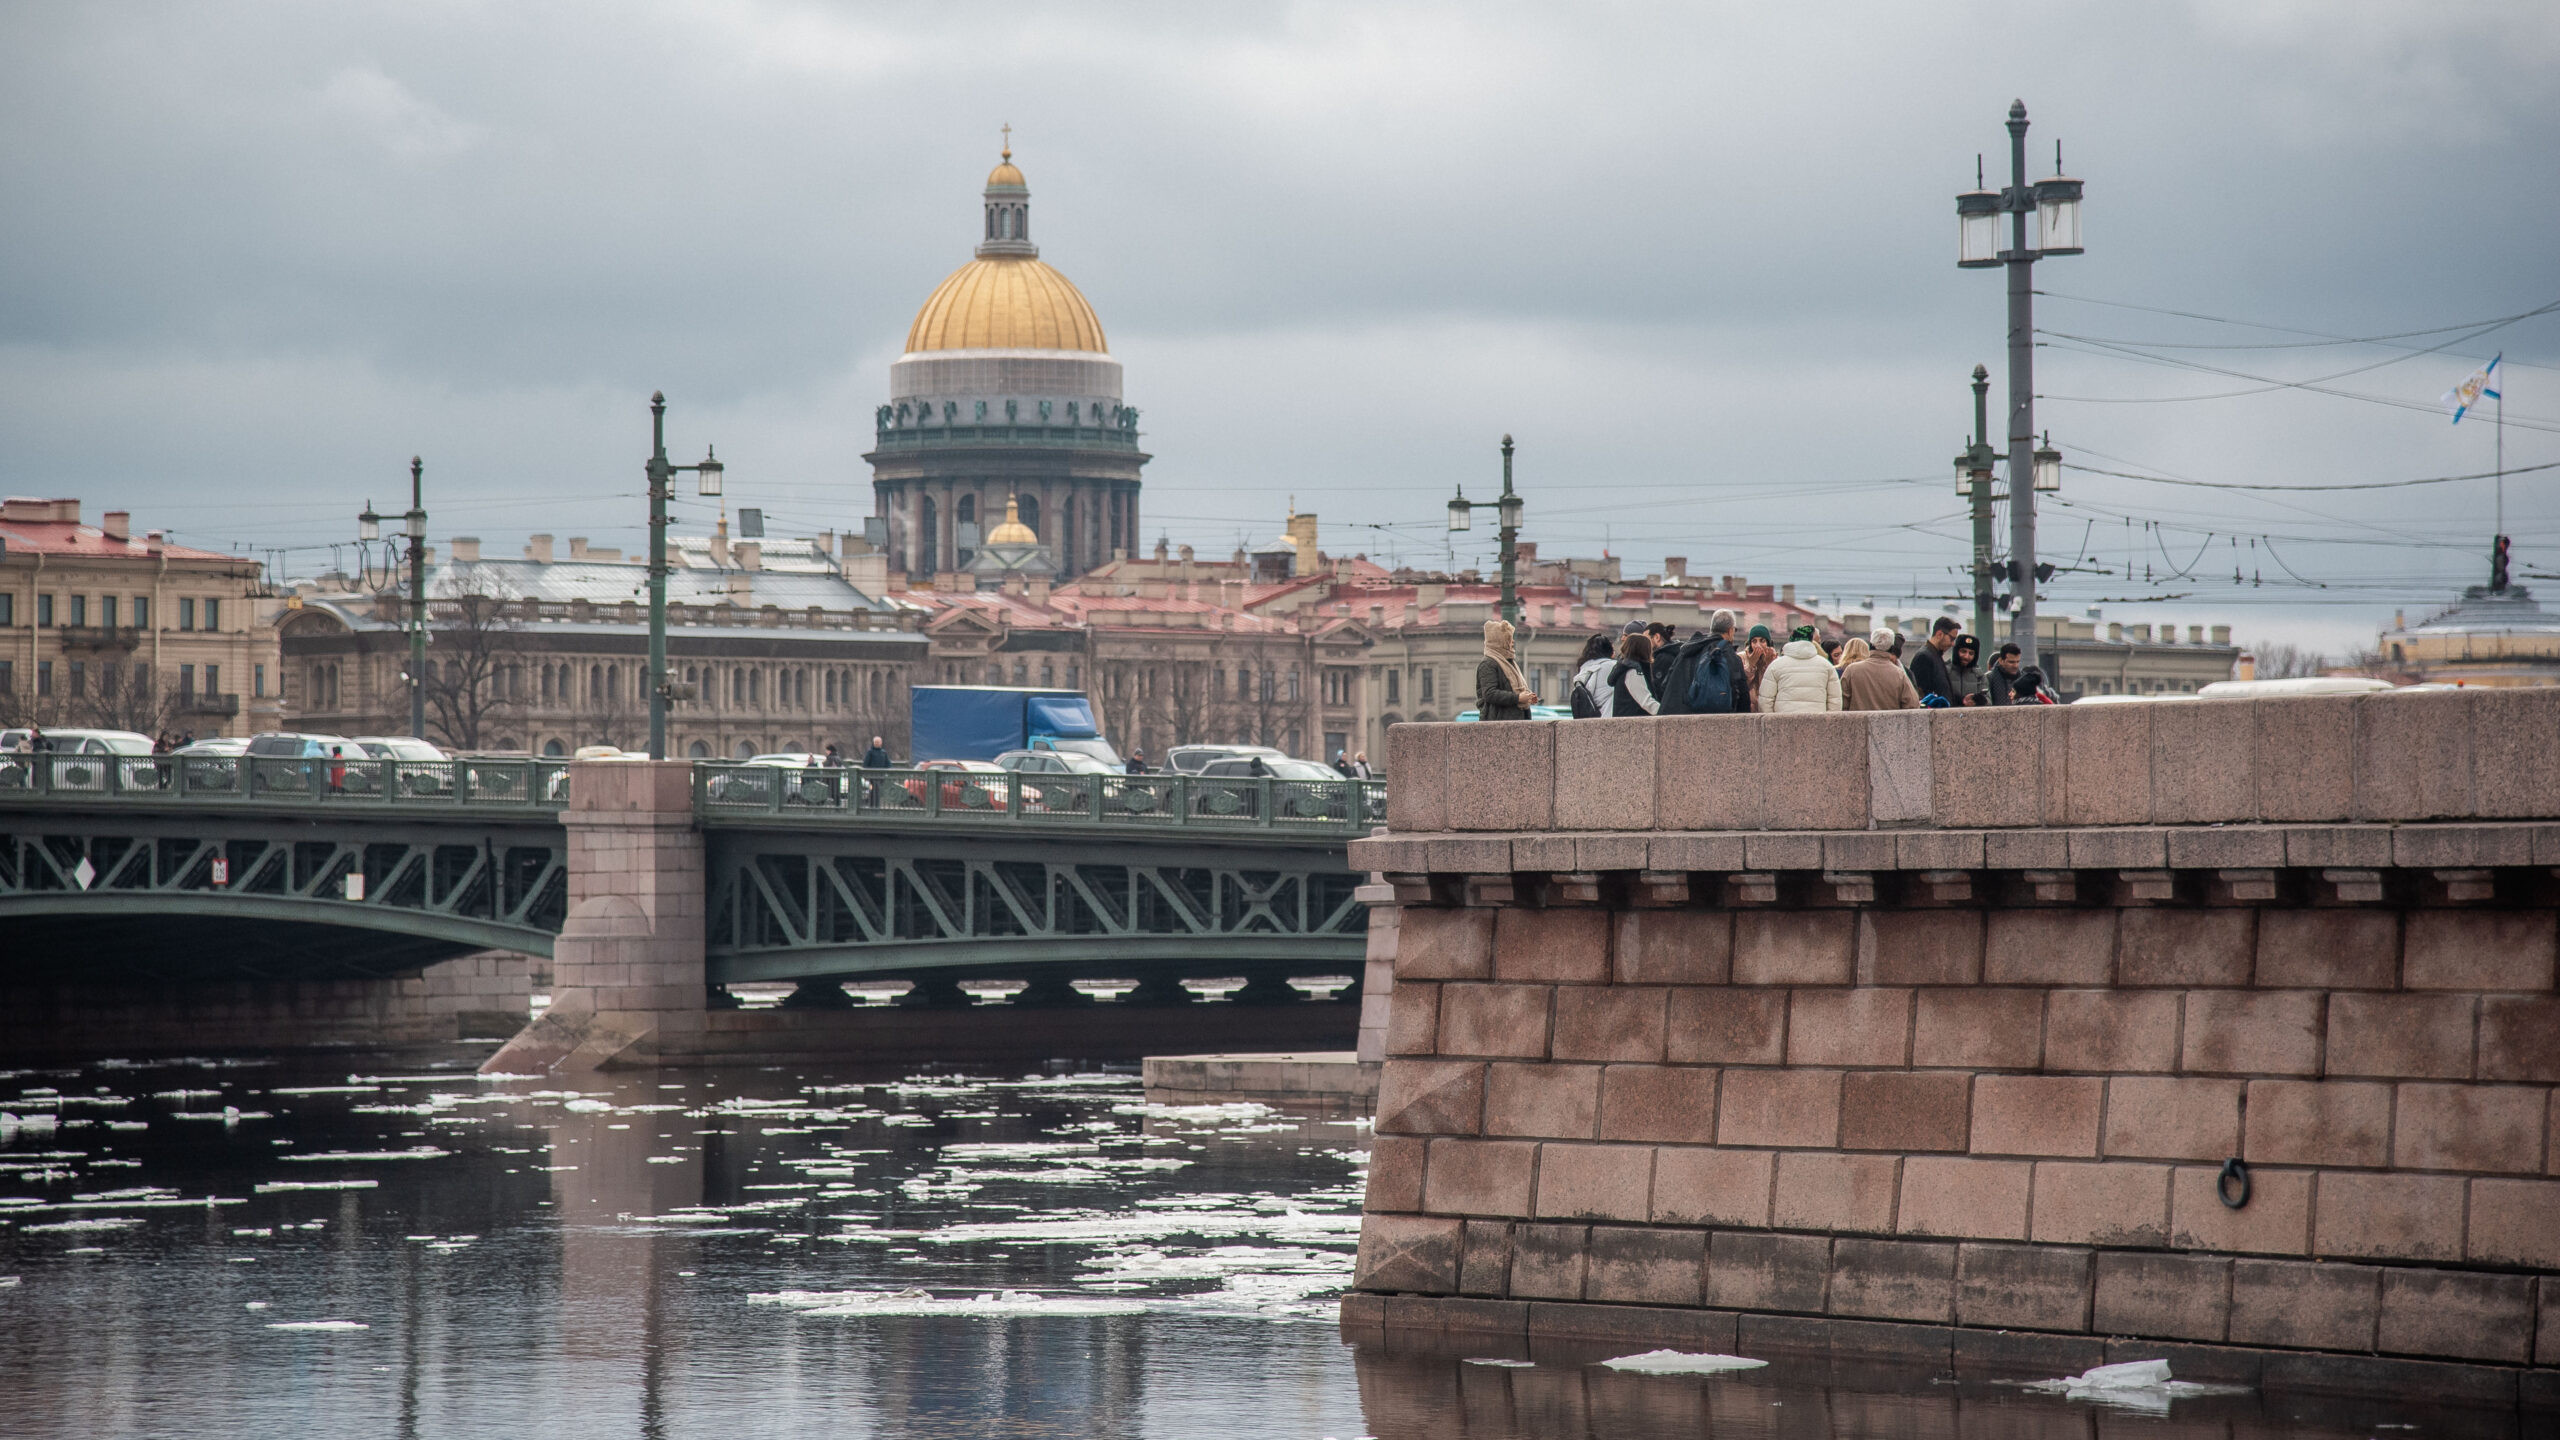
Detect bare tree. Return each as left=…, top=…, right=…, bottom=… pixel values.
left=1143, top=660, right=1217, bottom=748
left=421, top=589, right=529, bottom=751
left=75, top=662, right=182, bottom=740
left=571, top=661, right=644, bottom=751
left=2249, top=641, right=2330, bottom=679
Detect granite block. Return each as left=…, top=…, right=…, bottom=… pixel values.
left=1444, top=720, right=1555, bottom=832
left=1868, top=710, right=1934, bottom=826
left=1651, top=1145, right=1773, bottom=1227
left=1386, top=722, right=1451, bottom=832
left=2470, top=686, right=2560, bottom=819
left=1612, top=909, right=1730, bottom=985
left=1932, top=707, right=2046, bottom=830
left=1761, top=712, right=1870, bottom=829
left=1656, top=715, right=1763, bottom=830
left=2150, top=699, right=2259, bottom=824
left=1553, top=718, right=1657, bottom=831
left=2353, top=688, right=2474, bottom=821
left=2064, top=702, right=2154, bottom=825
left=2256, top=697, right=2356, bottom=822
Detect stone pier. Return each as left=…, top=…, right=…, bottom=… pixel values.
left=1345, top=690, right=2560, bottom=1408
left=485, top=760, right=705, bottom=1073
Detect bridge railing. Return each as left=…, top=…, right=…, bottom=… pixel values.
left=0, top=751, right=572, bottom=813
left=693, top=762, right=1387, bottom=835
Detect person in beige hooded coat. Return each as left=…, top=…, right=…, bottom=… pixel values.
left=1756, top=628, right=1843, bottom=713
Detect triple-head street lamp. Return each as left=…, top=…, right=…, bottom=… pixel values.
left=356, top=456, right=430, bottom=739
left=644, top=391, right=724, bottom=760
left=1955, top=99, right=2083, bottom=669
left=1448, top=435, right=1525, bottom=626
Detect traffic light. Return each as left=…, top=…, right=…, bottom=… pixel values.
left=2033, top=562, right=2056, bottom=584
left=2493, top=535, right=2512, bottom=591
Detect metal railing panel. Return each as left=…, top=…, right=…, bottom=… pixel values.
left=689, top=764, right=1384, bottom=837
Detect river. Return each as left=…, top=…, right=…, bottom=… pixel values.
left=0, top=1051, right=2509, bottom=1438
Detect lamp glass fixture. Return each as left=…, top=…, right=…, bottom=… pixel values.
left=406, top=509, right=426, bottom=540
left=2033, top=437, right=2063, bottom=494
left=2034, top=177, right=2084, bottom=255
left=698, top=446, right=723, bottom=496
left=1956, top=190, right=2002, bottom=267
left=357, top=506, right=380, bottom=542
left=1446, top=493, right=1472, bottom=532
left=1497, top=494, right=1523, bottom=530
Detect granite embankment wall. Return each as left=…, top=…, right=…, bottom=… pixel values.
left=1346, top=689, right=2560, bottom=1405
left=0, top=949, right=534, bottom=1056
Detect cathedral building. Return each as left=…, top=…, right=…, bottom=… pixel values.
left=866, top=144, right=1146, bottom=584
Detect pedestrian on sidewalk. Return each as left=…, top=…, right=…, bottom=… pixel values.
left=1476, top=619, right=1537, bottom=721
left=1987, top=643, right=2024, bottom=706
left=1949, top=635, right=1985, bottom=705
left=1757, top=626, right=1842, bottom=713
left=1906, top=616, right=1962, bottom=706
left=1843, top=629, right=1924, bottom=711
left=1742, top=625, right=1778, bottom=712
left=1570, top=633, right=1616, bottom=717
left=1608, top=631, right=1661, bottom=715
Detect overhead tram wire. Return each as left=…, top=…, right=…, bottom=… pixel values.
left=2035, top=291, right=2560, bottom=353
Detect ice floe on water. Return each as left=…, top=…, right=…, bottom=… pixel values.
left=752, top=1287, right=1149, bottom=1319
left=25, top=1217, right=144, bottom=1234
left=254, top=1180, right=379, bottom=1193
left=267, top=1320, right=369, bottom=1332
left=2016, top=1359, right=2250, bottom=1415
left=1463, top=1358, right=1534, bottom=1368
left=1599, top=1351, right=1769, bottom=1376
left=277, top=1147, right=447, bottom=1162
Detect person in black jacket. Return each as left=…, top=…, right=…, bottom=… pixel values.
left=1657, top=609, right=1748, bottom=715
left=1905, top=616, right=1962, bottom=706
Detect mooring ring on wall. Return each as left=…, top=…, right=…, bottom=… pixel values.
left=2217, top=1156, right=2251, bottom=1209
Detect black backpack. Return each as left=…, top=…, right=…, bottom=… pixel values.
left=1687, top=641, right=1741, bottom=714
left=1569, top=668, right=1605, bottom=718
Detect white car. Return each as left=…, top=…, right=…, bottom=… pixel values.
left=0, top=728, right=160, bottom=791
left=707, top=752, right=848, bottom=806
left=351, top=735, right=453, bottom=797
left=1162, top=743, right=1286, bottom=776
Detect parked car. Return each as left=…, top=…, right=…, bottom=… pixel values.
left=242, top=731, right=360, bottom=795
left=0, top=729, right=159, bottom=791
left=171, top=735, right=249, bottom=792
left=1162, top=743, right=1286, bottom=776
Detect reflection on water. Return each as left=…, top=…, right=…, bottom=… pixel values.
left=1, top=1053, right=2532, bottom=1439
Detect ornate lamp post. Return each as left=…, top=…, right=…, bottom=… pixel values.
left=1447, top=434, right=1526, bottom=626
left=1956, top=100, right=2082, bottom=668
left=644, top=391, right=724, bottom=759
left=356, top=456, right=429, bottom=738
left=1954, top=365, right=1999, bottom=643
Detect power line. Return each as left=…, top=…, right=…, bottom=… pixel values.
left=2062, top=457, right=2560, bottom=493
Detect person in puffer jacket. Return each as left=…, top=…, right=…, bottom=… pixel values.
left=1756, top=626, right=1843, bottom=713
left=1570, top=633, right=1618, bottom=717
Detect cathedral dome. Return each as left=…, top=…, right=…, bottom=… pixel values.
left=903, top=256, right=1107, bottom=354
left=984, top=494, right=1039, bottom=545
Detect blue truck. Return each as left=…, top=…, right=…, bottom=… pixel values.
left=907, top=686, right=1125, bottom=769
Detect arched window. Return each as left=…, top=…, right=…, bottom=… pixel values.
left=920, top=496, right=938, bottom=570
left=543, top=739, right=565, bottom=757
left=870, top=671, right=884, bottom=707
left=606, top=665, right=619, bottom=699
left=824, top=672, right=837, bottom=706
left=735, top=740, right=758, bottom=759
left=1017, top=495, right=1040, bottom=537
left=957, top=494, right=975, bottom=526
left=589, top=665, right=603, bottom=701
left=749, top=670, right=761, bottom=704
left=687, top=741, right=709, bottom=758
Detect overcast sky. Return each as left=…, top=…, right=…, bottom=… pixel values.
left=5, top=1, right=2556, bottom=655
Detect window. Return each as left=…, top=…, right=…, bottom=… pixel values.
left=178, top=598, right=195, bottom=631
left=37, top=661, right=53, bottom=695
left=68, top=595, right=86, bottom=627
left=204, top=664, right=219, bottom=696
left=179, top=664, right=194, bottom=698
left=1065, top=663, right=1079, bottom=688
left=100, top=663, right=117, bottom=698
left=254, top=664, right=267, bottom=698
left=0, top=594, right=11, bottom=625
left=203, top=598, right=220, bottom=630
left=1419, top=668, right=1435, bottom=702
left=132, top=596, right=147, bottom=629
left=68, top=661, right=85, bottom=697
left=99, top=596, right=116, bottom=628
left=1286, top=669, right=1300, bottom=702
left=133, top=662, right=148, bottom=695
left=0, top=661, right=10, bottom=693
left=1386, top=670, right=1400, bottom=703
left=543, top=739, right=565, bottom=757
left=37, top=595, right=53, bottom=627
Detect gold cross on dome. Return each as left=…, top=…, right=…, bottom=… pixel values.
left=1000, top=122, right=1011, bottom=159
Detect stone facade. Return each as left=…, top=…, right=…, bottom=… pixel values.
left=1348, top=690, right=2560, bottom=1403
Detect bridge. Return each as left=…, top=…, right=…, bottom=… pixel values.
left=0, top=752, right=1385, bottom=1063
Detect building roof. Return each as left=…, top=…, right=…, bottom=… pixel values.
left=0, top=499, right=240, bottom=564
left=904, top=256, right=1107, bottom=354
left=2402, top=584, right=2560, bottom=636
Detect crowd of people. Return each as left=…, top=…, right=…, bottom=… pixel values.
left=1482, top=612, right=2058, bottom=720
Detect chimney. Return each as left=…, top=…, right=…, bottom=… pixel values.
left=2108, top=622, right=2124, bottom=642
left=450, top=537, right=481, bottom=563
left=737, top=541, right=761, bottom=570
left=568, top=536, right=590, bottom=559
left=525, top=534, right=554, bottom=563
left=1663, top=556, right=1686, bottom=579
left=2210, top=625, right=2231, bottom=646
left=726, top=571, right=754, bottom=606
left=102, top=510, right=130, bottom=541
left=1028, top=576, right=1051, bottom=605
left=1781, top=583, right=1796, bottom=605
left=1514, top=541, right=1538, bottom=566
left=144, top=529, right=165, bottom=556
left=2188, top=625, right=2205, bottom=645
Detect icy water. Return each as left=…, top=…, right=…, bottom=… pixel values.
left=0, top=1052, right=2530, bottom=1439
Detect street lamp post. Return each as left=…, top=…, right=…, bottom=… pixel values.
left=1956, top=99, right=2082, bottom=669
left=644, top=391, right=724, bottom=760
left=1954, top=365, right=1999, bottom=644
left=1447, top=434, right=1526, bottom=627
left=356, top=455, right=430, bottom=739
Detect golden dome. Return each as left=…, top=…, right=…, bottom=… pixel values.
left=987, top=157, right=1025, bottom=188
left=903, top=256, right=1108, bottom=353
left=985, top=494, right=1038, bottom=545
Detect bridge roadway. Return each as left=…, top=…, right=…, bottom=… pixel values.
left=0, top=753, right=1382, bottom=999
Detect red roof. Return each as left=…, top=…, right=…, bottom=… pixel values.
left=0, top=518, right=238, bottom=563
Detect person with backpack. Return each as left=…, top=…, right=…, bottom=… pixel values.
left=1659, top=608, right=1747, bottom=716
left=1609, top=631, right=1661, bottom=715
left=1569, top=633, right=1616, bottom=718
left=1475, top=619, right=1537, bottom=721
